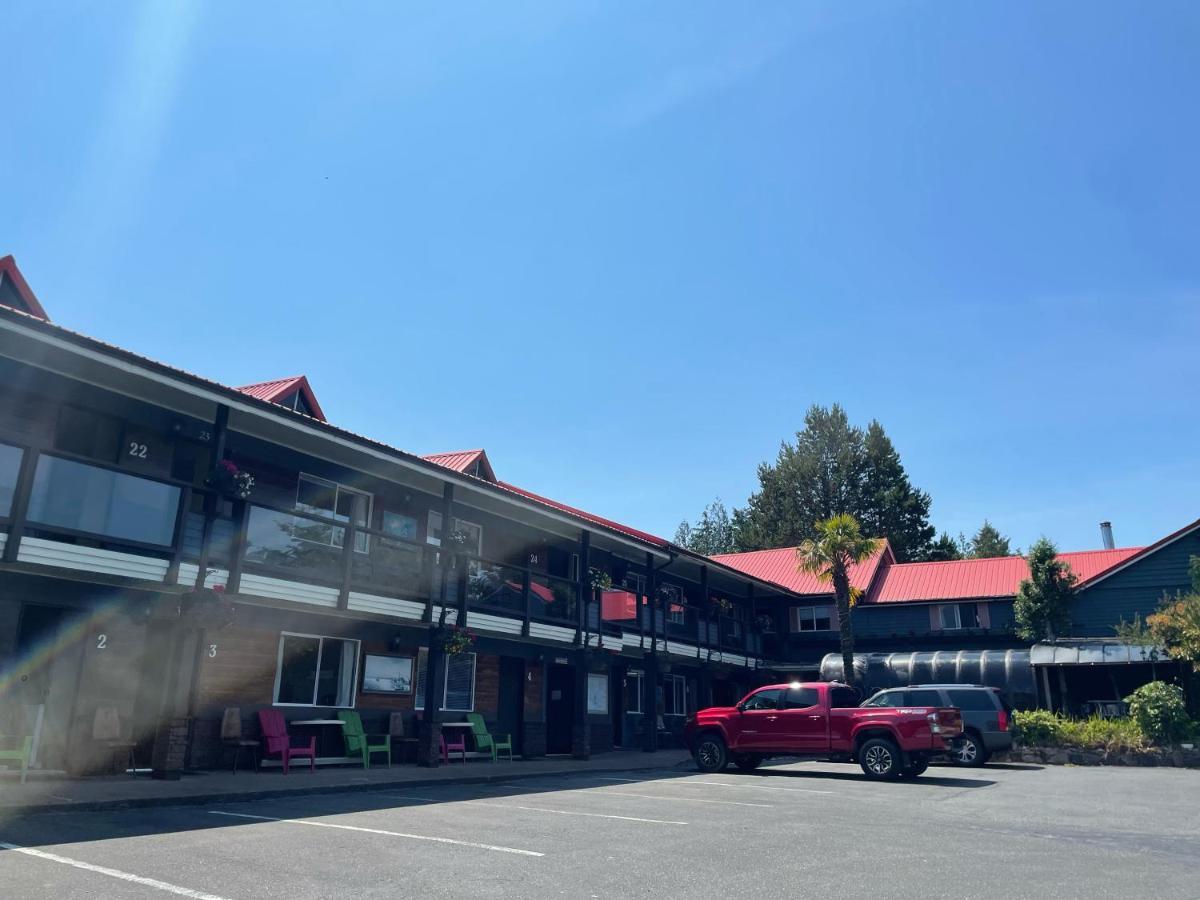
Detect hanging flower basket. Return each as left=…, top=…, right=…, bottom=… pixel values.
left=442, top=624, right=476, bottom=655
left=444, top=529, right=474, bottom=554
left=589, top=567, right=613, bottom=591
left=206, top=459, right=254, bottom=500
left=711, top=596, right=734, bottom=614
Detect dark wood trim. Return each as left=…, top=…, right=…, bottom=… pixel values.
left=164, top=485, right=192, bottom=585
left=3, top=446, right=39, bottom=563
left=700, top=564, right=711, bottom=658
left=194, top=405, right=230, bottom=588
left=225, top=500, right=250, bottom=594
left=337, top=494, right=361, bottom=611
left=521, top=563, right=532, bottom=637
left=435, top=482, right=454, bottom=627
left=576, top=530, right=590, bottom=644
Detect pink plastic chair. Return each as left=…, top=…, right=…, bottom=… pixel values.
left=440, top=731, right=467, bottom=764
left=258, top=710, right=316, bottom=774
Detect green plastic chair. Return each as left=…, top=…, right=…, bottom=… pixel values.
left=337, top=711, right=391, bottom=769
left=465, top=713, right=513, bottom=762
left=0, top=735, right=33, bottom=784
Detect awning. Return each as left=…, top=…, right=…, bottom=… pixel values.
left=1029, top=642, right=1162, bottom=666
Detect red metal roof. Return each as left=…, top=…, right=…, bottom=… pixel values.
left=1074, top=516, right=1200, bottom=590
left=236, top=375, right=326, bottom=422
left=495, top=481, right=670, bottom=548
left=865, top=547, right=1144, bottom=604
left=0, top=255, right=50, bottom=321
left=710, top=542, right=895, bottom=596
left=421, top=450, right=496, bottom=482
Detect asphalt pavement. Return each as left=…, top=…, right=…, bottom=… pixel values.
left=1, top=760, right=1197, bottom=899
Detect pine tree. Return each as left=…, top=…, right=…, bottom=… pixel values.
left=921, top=531, right=964, bottom=561
left=967, top=520, right=1012, bottom=559
left=1014, top=538, right=1078, bottom=641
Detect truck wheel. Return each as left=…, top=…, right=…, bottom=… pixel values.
left=898, top=757, right=929, bottom=779
left=732, top=753, right=763, bottom=772
left=859, top=738, right=901, bottom=780
left=693, top=734, right=728, bottom=773
left=951, top=731, right=989, bottom=768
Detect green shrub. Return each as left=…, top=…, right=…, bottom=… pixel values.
left=1125, top=682, right=1193, bottom=744
left=1013, top=709, right=1062, bottom=745
left=1013, top=710, right=1146, bottom=751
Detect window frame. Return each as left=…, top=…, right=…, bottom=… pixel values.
left=790, top=605, right=835, bottom=633
left=414, top=648, right=477, bottom=712
left=295, top=472, right=373, bottom=554
left=661, top=584, right=686, bottom=626
left=938, top=602, right=979, bottom=631
left=662, top=673, right=688, bottom=717
left=624, top=669, right=644, bottom=715
left=271, top=631, right=361, bottom=708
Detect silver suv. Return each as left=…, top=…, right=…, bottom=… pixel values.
left=861, top=684, right=1013, bottom=766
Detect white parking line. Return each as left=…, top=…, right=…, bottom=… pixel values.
left=598, top=791, right=772, bottom=808
left=378, top=794, right=440, bottom=802
left=597, top=776, right=834, bottom=795
left=207, top=811, right=544, bottom=857
left=0, top=841, right=232, bottom=900
left=468, top=802, right=688, bottom=825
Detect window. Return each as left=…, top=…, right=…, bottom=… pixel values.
left=54, top=406, right=122, bottom=462
left=790, top=606, right=834, bottom=633
left=783, top=687, right=819, bottom=709
left=662, top=584, right=686, bottom=625
left=742, top=689, right=783, bottom=711
left=829, top=687, right=861, bottom=708
left=623, top=572, right=647, bottom=596
left=663, top=674, right=688, bottom=716
left=0, top=443, right=23, bottom=517
left=587, top=673, right=609, bottom=714
left=273, top=633, right=359, bottom=707
left=425, top=511, right=482, bottom=556
left=938, top=603, right=979, bottom=630
left=26, top=455, right=181, bottom=546
left=906, top=689, right=944, bottom=707
left=862, top=691, right=905, bottom=708
left=947, top=689, right=997, bottom=711
left=414, top=649, right=477, bottom=712
left=296, top=474, right=372, bottom=553
left=624, top=670, right=644, bottom=714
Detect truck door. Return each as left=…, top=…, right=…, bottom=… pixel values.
left=733, top=688, right=785, bottom=750
left=780, top=685, right=827, bottom=752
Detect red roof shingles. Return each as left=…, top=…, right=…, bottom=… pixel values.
left=866, top=548, right=1144, bottom=603
left=421, top=450, right=495, bottom=482
left=236, top=375, right=326, bottom=422
left=0, top=255, right=50, bottom=321
left=710, top=542, right=895, bottom=596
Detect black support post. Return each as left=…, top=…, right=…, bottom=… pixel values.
left=576, top=530, right=590, bottom=645
left=418, top=482, right=455, bottom=767
left=194, top=405, right=230, bottom=588
left=2, top=446, right=38, bottom=564
left=642, top=551, right=658, bottom=752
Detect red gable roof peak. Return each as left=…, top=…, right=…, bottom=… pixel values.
left=421, top=449, right=497, bottom=482
left=0, top=255, right=50, bottom=321
left=236, top=374, right=326, bottom=422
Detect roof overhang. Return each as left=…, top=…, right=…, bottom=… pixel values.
left=1029, top=642, right=1163, bottom=666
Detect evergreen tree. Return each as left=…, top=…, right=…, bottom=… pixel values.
left=732, top=404, right=935, bottom=561
left=921, top=531, right=965, bottom=561
left=674, top=498, right=736, bottom=555
left=1014, top=538, right=1078, bottom=641
left=967, top=520, right=1012, bottom=559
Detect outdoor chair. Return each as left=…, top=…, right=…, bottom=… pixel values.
left=257, top=709, right=315, bottom=774
left=388, top=713, right=419, bottom=764
left=337, top=711, right=391, bottom=769
left=465, top=713, right=513, bottom=762
left=220, top=707, right=260, bottom=774
left=440, top=731, right=467, bottom=764
left=93, top=706, right=137, bottom=775
left=0, top=735, right=33, bottom=784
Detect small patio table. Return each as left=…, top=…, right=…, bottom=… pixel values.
left=291, top=719, right=345, bottom=758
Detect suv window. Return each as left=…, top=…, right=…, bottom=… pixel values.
left=742, top=689, right=783, bottom=711
left=829, top=687, right=860, bottom=708
left=947, top=689, right=997, bottom=711
left=906, top=689, right=944, bottom=707
left=783, top=687, right=819, bottom=709
left=862, top=691, right=904, bottom=708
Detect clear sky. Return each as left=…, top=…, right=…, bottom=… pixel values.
left=5, top=2, right=1199, bottom=553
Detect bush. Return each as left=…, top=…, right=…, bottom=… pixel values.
left=1125, top=682, right=1193, bottom=744
left=1013, top=710, right=1146, bottom=752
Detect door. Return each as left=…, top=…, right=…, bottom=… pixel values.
left=497, top=657, right=525, bottom=755
left=780, top=685, right=828, bottom=752
left=546, top=664, right=574, bottom=754
left=11, top=605, right=81, bottom=771
left=731, top=688, right=785, bottom=750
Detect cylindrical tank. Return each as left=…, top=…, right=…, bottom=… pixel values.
left=820, top=649, right=1037, bottom=708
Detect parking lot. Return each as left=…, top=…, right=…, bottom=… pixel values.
left=2, top=761, right=1198, bottom=899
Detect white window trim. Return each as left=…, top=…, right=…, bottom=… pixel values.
left=272, top=631, right=361, bottom=708
left=414, top=648, right=477, bottom=712
left=625, top=669, right=643, bottom=715
left=425, top=511, right=483, bottom=557
left=663, top=673, right=688, bottom=717
left=790, top=605, right=835, bottom=633
left=939, top=602, right=977, bottom=631
left=295, top=472, right=373, bottom=554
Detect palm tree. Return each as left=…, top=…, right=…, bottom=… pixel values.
left=796, top=514, right=880, bottom=690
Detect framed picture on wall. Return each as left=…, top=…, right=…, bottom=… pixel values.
left=361, top=654, right=414, bottom=694
left=382, top=511, right=418, bottom=542
left=587, top=672, right=609, bottom=714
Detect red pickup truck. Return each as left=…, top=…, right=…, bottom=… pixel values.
left=683, top=681, right=963, bottom=779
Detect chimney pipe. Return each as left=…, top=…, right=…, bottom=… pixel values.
left=1100, top=521, right=1115, bottom=550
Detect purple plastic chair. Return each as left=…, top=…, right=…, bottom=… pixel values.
left=258, top=710, right=316, bottom=774
left=440, top=731, right=467, bottom=764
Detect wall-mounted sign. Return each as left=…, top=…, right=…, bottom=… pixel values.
left=587, top=673, right=608, bottom=714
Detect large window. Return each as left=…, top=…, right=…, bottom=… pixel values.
left=0, top=443, right=22, bottom=518
left=663, top=674, right=689, bottom=716
left=26, top=455, right=181, bottom=546
left=938, top=603, right=979, bottom=630
left=425, top=511, right=482, bottom=556
left=273, top=633, right=360, bottom=707
left=790, top=605, right=834, bottom=633
left=662, top=585, right=686, bottom=626
left=414, top=649, right=477, bottom=712
left=295, top=474, right=372, bottom=553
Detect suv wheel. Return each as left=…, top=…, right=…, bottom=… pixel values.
left=732, top=753, right=763, bottom=772
left=951, top=731, right=989, bottom=767
left=859, top=737, right=901, bottom=780
left=694, top=734, right=728, bottom=773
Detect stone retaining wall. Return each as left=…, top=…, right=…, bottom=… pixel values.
left=999, top=746, right=1200, bottom=768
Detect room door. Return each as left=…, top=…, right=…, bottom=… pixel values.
left=546, top=664, right=575, bottom=754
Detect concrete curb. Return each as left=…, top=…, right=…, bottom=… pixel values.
left=4, top=757, right=695, bottom=816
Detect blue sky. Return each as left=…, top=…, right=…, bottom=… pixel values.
left=5, top=2, right=1199, bottom=553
